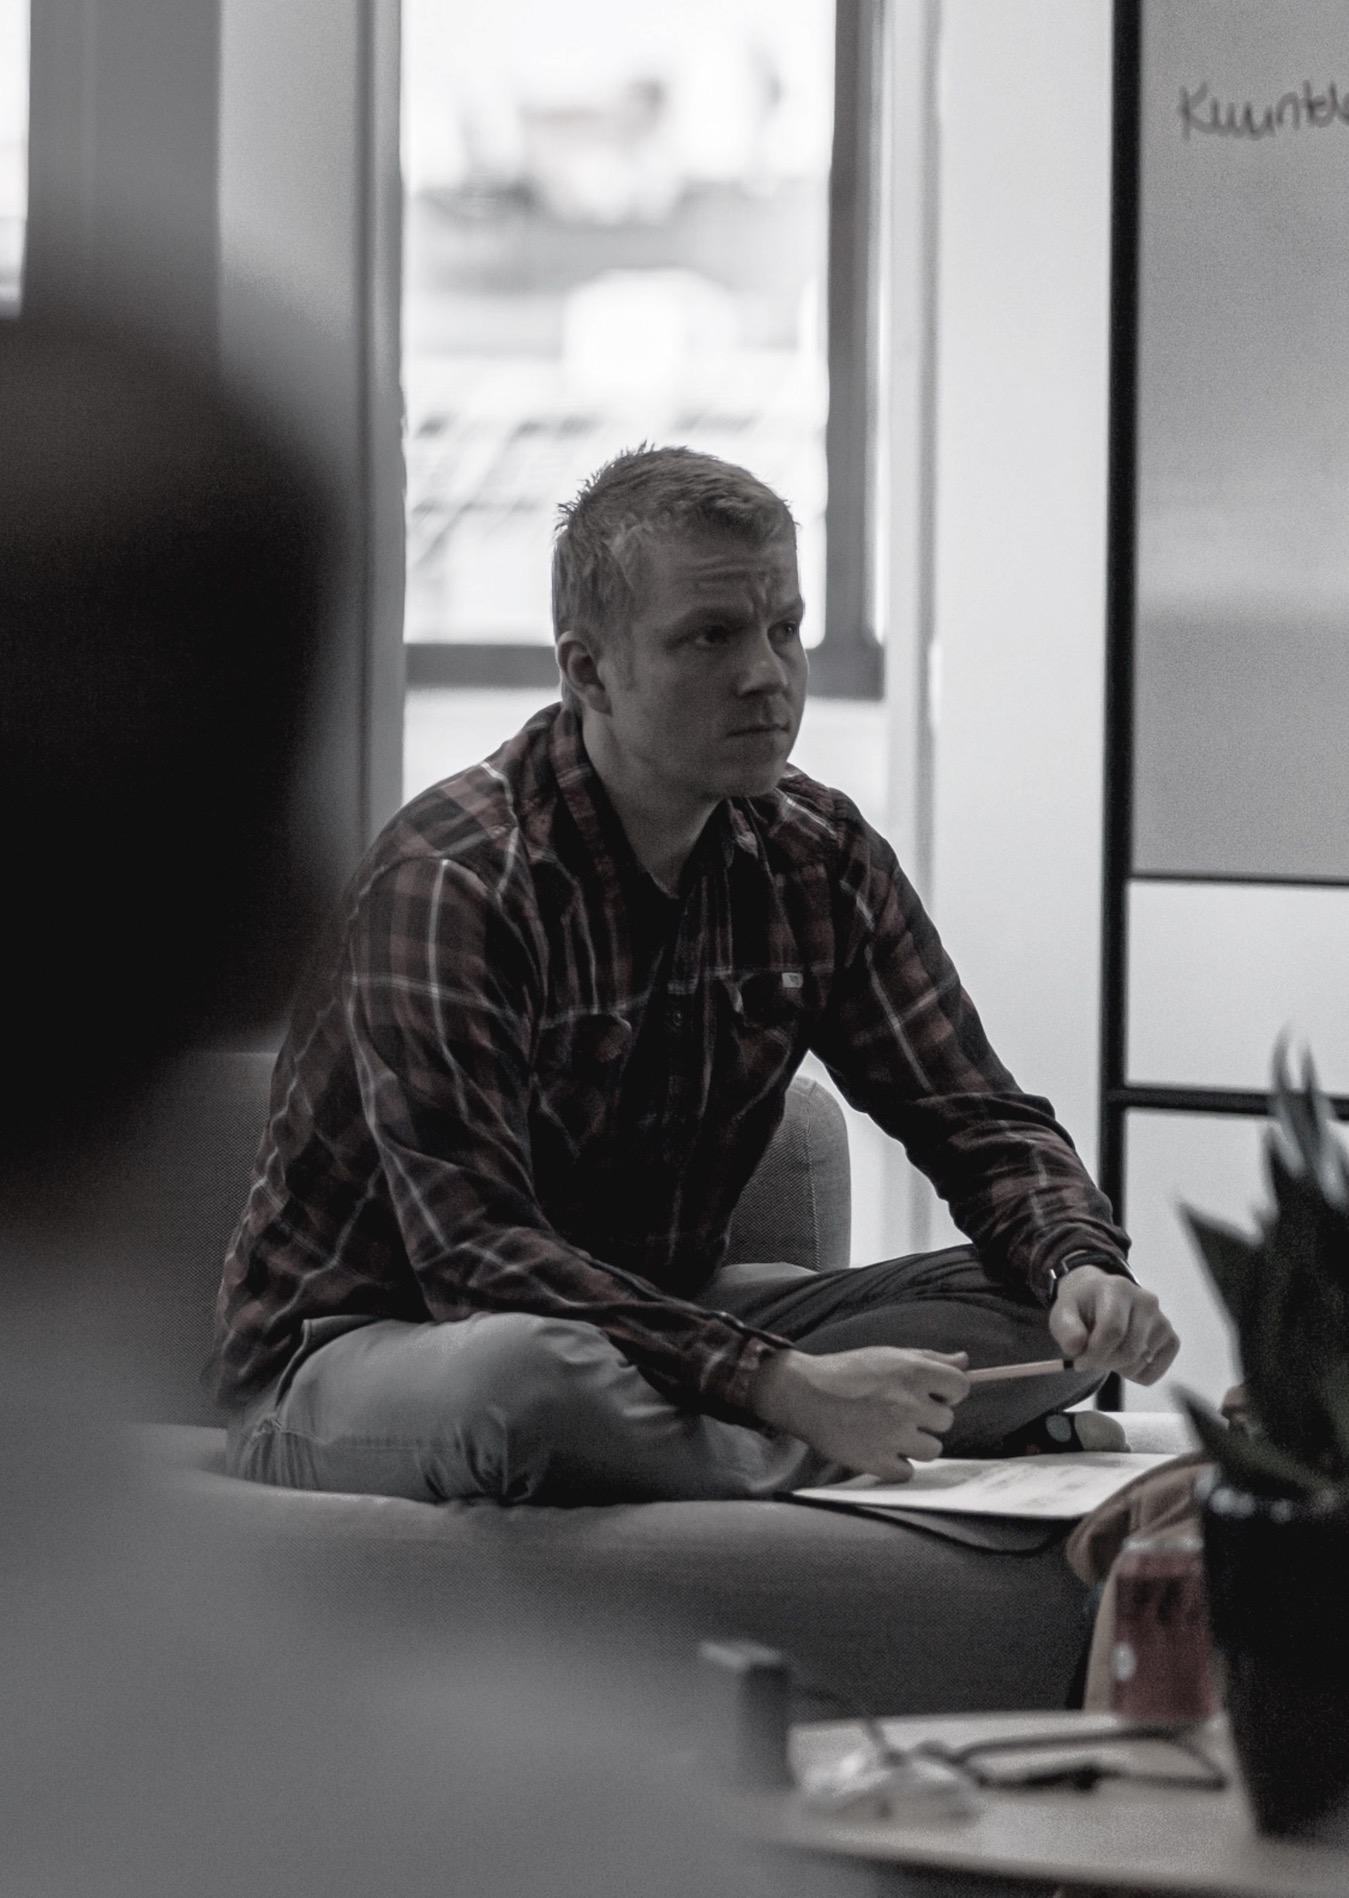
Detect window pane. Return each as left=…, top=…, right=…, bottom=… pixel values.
left=1127, top=880, right=1349, bottom=1094
left=0, top=0, right=28, bottom=312
left=1122, top=1111, right=1252, bottom=1408
left=401, top=0, right=833, bottom=649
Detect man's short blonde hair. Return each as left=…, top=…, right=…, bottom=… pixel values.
left=552, top=446, right=796, bottom=684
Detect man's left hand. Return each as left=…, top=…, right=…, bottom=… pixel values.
left=1047, top=1264, right=1179, bottom=1385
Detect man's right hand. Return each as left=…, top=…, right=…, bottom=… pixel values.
left=748, top=1345, right=970, bottom=1482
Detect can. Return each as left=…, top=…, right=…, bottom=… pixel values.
left=1110, top=1531, right=1220, bottom=1724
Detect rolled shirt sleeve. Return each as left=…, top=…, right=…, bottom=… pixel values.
left=809, top=806, right=1132, bottom=1300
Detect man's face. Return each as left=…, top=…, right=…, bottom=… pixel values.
left=592, top=529, right=808, bottom=808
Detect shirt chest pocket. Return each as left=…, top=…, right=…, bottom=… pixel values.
left=530, top=1011, right=633, bottom=1160
left=714, top=971, right=807, bottom=1107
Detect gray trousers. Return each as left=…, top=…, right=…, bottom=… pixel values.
left=226, top=1245, right=1102, bottom=1505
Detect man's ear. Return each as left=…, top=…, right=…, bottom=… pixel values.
left=556, top=630, right=611, bottom=714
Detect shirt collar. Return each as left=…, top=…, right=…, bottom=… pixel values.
left=548, top=700, right=640, bottom=885
left=726, top=800, right=762, bottom=863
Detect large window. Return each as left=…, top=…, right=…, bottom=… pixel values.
left=401, top=0, right=839, bottom=690
left=0, top=0, right=28, bottom=311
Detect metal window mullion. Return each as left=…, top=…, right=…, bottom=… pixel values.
left=1098, top=0, right=1143, bottom=1231
left=815, top=0, right=884, bottom=701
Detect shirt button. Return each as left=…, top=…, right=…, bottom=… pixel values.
left=668, top=1006, right=685, bottom=1028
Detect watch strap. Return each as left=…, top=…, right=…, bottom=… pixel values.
left=1042, top=1249, right=1136, bottom=1304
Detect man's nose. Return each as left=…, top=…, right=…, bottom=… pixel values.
left=737, top=626, right=791, bottom=694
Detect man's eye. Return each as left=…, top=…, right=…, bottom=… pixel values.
left=694, top=626, right=730, bottom=647
left=774, top=621, right=801, bottom=644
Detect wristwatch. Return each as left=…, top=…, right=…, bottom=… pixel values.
left=1042, top=1250, right=1137, bottom=1305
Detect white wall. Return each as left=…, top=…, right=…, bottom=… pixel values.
left=861, top=0, right=1115, bottom=1262
left=881, top=2, right=1266, bottom=1407
left=927, top=0, right=1113, bottom=1190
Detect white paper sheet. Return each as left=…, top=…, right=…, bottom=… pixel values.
left=793, top=1452, right=1178, bottom=1521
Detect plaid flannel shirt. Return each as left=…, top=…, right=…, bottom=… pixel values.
left=212, top=702, right=1131, bottom=1418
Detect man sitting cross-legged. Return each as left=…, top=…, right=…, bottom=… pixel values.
left=214, top=447, right=1179, bottom=1504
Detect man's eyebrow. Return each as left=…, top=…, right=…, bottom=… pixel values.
left=667, top=592, right=805, bottom=630
left=663, top=599, right=748, bottom=633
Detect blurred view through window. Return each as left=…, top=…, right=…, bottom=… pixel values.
left=0, top=0, right=28, bottom=311
left=402, top=0, right=834, bottom=671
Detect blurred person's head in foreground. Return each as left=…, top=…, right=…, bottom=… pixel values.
left=0, top=312, right=330, bottom=1201
left=0, top=315, right=864, bottom=1898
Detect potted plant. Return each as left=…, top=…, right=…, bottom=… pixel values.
left=1182, top=1048, right=1349, bottom=1840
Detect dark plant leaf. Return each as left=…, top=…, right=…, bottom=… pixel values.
left=1182, top=1043, right=1349, bottom=1496
left=1254, top=1177, right=1349, bottom=1465
left=1245, top=1218, right=1308, bottom=1454
left=1180, top=1392, right=1234, bottom=1464
left=1322, top=1362, right=1349, bottom=1469
left=1268, top=1047, right=1349, bottom=1215
left=1181, top=1210, right=1258, bottom=1333
left=1179, top=1392, right=1326, bottom=1501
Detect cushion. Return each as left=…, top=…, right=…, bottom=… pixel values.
left=725, top=1076, right=851, bottom=1274
left=138, top=1425, right=1092, bottom=1717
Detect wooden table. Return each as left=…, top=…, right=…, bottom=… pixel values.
left=743, top=1711, right=1349, bottom=1896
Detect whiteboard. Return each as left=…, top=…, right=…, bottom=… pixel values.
left=1133, top=0, right=1349, bottom=882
